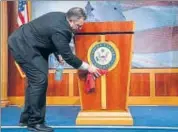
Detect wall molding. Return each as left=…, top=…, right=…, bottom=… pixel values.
left=8, top=96, right=178, bottom=107
left=0, top=1, right=9, bottom=107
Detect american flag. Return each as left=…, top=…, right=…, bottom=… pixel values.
left=17, top=0, right=29, bottom=27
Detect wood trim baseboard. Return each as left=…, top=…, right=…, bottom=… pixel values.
left=8, top=96, right=81, bottom=107
left=48, top=68, right=178, bottom=74
left=128, top=96, right=178, bottom=105
left=8, top=96, right=178, bottom=106
left=49, top=69, right=77, bottom=74
left=131, top=69, right=178, bottom=73
left=1, top=100, right=10, bottom=107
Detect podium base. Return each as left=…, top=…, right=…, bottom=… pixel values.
left=76, top=111, right=133, bottom=125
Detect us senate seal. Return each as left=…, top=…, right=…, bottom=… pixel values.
left=88, top=41, right=120, bottom=71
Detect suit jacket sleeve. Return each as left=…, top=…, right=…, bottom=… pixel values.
left=51, top=30, right=82, bottom=69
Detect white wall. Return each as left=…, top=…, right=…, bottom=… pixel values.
left=31, top=1, right=87, bottom=19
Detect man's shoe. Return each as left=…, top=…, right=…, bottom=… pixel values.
left=19, top=122, right=27, bottom=126
left=27, top=124, right=53, bottom=132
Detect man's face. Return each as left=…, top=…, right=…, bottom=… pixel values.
left=69, top=18, right=85, bottom=32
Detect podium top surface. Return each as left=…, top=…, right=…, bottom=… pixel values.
left=76, top=21, right=135, bottom=34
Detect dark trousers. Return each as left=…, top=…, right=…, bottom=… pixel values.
left=9, top=46, right=48, bottom=126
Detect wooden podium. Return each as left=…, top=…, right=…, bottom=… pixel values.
left=74, top=21, right=135, bottom=125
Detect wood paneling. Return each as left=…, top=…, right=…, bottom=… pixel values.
left=73, top=74, right=79, bottom=96
left=8, top=51, right=26, bottom=96
left=7, top=69, right=178, bottom=106
left=47, top=74, right=69, bottom=96
left=155, top=73, right=178, bottom=96
left=7, top=1, right=26, bottom=97
left=129, top=73, right=150, bottom=96
left=7, top=1, right=17, bottom=34
left=46, top=73, right=54, bottom=96
left=9, top=71, right=178, bottom=97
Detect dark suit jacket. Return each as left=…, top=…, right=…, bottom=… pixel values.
left=8, top=12, right=82, bottom=74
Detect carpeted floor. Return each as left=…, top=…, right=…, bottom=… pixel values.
left=1, top=106, right=178, bottom=132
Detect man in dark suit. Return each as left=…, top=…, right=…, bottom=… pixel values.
left=8, top=7, right=99, bottom=132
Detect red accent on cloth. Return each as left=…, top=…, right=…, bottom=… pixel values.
left=85, top=73, right=95, bottom=93
left=97, top=69, right=108, bottom=75
left=85, top=69, right=108, bottom=93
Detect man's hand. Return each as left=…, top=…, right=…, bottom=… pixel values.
left=54, top=53, right=65, bottom=65
left=58, top=55, right=64, bottom=65
left=88, top=65, right=101, bottom=79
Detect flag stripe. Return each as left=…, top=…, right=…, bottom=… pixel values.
left=17, top=1, right=29, bottom=27
left=24, top=5, right=28, bottom=22
left=18, top=12, right=25, bottom=24
left=17, top=17, right=23, bottom=27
